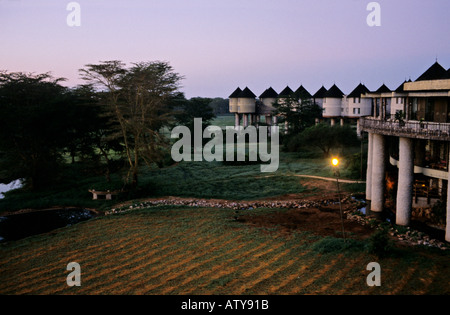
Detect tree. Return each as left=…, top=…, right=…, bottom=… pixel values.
left=66, top=85, right=125, bottom=181
left=209, top=98, right=230, bottom=115
left=80, top=60, right=184, bottom=187
left=174, top=97, right=216, bottom=128
left=0, top=72, right=75, bottom=190
left=273, top=94, right=322, bottom=135
left=172, top=96, right=216, bottom=148
left=287, top=123, right=359, bottom=157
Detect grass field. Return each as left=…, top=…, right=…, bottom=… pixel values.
left=0, top=204, right=449, bottom=295
left=1, top=117, right=448, bottom=296
left=0, top=149, right=364, bottom=214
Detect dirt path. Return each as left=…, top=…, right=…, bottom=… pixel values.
left=258, top=174, right=366, bottom=184
left=293, top=174, right=366, bottom=184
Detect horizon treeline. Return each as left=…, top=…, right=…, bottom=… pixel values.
left=0, top=60, right=224, bottom=191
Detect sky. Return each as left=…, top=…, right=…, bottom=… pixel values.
left=1, top=0, right=449, bottom=99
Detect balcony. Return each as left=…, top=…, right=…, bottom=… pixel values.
left=361, top=117, right=450, bottom=141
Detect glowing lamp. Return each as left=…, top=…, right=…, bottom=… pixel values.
left=332, top=158, right=339, bottom=167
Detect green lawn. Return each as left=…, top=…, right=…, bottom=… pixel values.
left=0, top=147, right=365, bottom=214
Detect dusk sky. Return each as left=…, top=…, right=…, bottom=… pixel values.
left=1, top=0, right=449, bottom=99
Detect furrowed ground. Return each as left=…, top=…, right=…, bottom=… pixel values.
left=1, top=198, right=449, bottom=295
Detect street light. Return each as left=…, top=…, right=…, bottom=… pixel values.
left=332, top=158, right=346, bottom=241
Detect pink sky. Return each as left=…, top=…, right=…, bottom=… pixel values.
left=1, top=0, right=449, bottom=98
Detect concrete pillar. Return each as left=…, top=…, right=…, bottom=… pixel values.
left=366, top=133, right=373, bottom=201
left=315, top=118, right=319, bottom=125
left=446, top=170, right=450, bottom=242
left=340, top=118, right=344, bottom=126
left=330, top=118, right=335, bottom=126
left=356, top=119, right=361, bottom=138
left=243, top=114, right=248, bottom=128
left=266, top=116, right=272, bottom=137
left=396, top=137, right=414, bottom=226
left=235, top=113, right=240, bottom=128
left=273, top=116, right=278, bottom=125
left=371, top=133, right=386, bottom=212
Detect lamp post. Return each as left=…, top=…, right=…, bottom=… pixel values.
left=332, top=158, right=346, bottom=241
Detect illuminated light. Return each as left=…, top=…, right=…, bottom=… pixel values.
left=332, top=158, right=339, bottom=166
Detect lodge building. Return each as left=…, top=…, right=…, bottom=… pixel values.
left=228, top=61, right=450, bottom=242
left=362, top=62, right=450, bottom=242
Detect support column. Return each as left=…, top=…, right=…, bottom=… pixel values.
left=243, top=114, right=249, bottom=128
left=366, top=133, right=373, bottom=201
left=356, top=119, right=361, bottom=138
left=235, top=113, right=240, bottom=129
left=266, top=116, right=273, bottom=137
left=396, top=137, right=414, bottom=226
left=371, top=133, right=386, bottom=213
left=330, top=118, right=335, bottom=126
left=340, top=118, right=344, bottom=126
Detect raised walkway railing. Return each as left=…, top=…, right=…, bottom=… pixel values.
left=361, top=117, right=450, bottom=141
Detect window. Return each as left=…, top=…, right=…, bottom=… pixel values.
left=353, top=108, right=360, bottom=115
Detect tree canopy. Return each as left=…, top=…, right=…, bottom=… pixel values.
left=273, top=93, right=323, bottom=135
left=286, top=123, right=359, bottom=157
left=0, top=72, right=94, bottom=190
left=79, top=60, right=184, bottom=186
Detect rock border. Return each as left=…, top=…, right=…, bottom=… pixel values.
left=106, top=195, right=448, bottom=251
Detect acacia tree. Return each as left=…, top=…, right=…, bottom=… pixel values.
left=80, top=60, right=183, bottom=187
left=67, top=84, right=124, bottom=181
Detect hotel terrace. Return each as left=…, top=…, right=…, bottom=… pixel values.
left=229, top=61, right=450, bottom=242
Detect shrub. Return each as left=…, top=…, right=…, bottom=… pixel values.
left=311, top=236, right=365, bottom=254
left=366, top=223, right=393, bottom=258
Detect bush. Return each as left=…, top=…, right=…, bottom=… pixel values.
left=366, top=223, right=393, bottom=258
left=345, top=152, right=367, bottom=180
left=311, top=236, right=365, bottom=254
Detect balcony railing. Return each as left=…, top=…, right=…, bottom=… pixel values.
left=361, top=117, right=450, bottom=141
